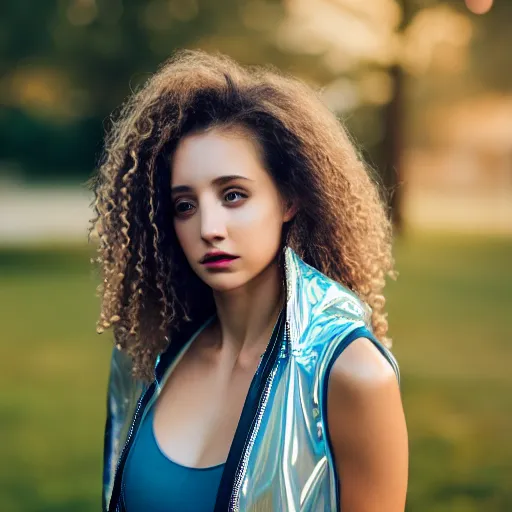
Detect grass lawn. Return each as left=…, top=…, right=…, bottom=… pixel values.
left=0, top=233, right=511, bottom=511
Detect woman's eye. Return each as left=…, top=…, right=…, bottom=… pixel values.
left=174, top=191, right=246, bottom=215
left=175, top=201, right=194, bottom=214
left=225, top=190, right=247, bottom=203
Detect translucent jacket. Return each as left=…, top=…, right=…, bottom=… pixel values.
left=102, top=247, right=400, bottom=511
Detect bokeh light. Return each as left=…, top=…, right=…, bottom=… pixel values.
left=465, top=0, right=494, bottom=15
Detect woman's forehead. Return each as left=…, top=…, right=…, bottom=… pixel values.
left=170, top=129, right=267, bottom=187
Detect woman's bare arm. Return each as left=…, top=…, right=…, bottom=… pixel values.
left=327, top=337, right=409, bottom=512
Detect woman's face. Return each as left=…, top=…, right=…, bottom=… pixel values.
left=170, top=127, right=295, bottom=292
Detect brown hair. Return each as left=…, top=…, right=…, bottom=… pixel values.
left=88, top=49, right=396, bottom=381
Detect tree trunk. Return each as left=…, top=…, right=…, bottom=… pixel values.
left=381, top=63, right=405, bottom=231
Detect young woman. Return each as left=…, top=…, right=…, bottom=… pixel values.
left=90, top=49, right=408, bottom=512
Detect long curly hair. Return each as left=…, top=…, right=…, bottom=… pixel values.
left=88, top=49, right=397, bottom=382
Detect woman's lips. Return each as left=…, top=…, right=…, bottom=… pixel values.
left=201, top=256, right=239, bottom=269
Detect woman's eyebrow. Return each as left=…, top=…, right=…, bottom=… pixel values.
left=171, top=174, right=253, bottom=194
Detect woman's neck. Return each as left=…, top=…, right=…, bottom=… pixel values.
left=210, top=258, right=285, bottom=362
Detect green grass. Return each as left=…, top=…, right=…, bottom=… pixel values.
left=389, top=233, right=512, bottom=512
left=0, top=234, right=511, bottom=511
left=0, top=245, right=110, bottom=511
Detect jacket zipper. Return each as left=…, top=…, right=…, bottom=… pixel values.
left=228, top=318, right=290, bottom=511
left=109, top=383, right=154, bottom=512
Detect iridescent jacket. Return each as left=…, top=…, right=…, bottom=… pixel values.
left=102, top=247, right=400, bottom=511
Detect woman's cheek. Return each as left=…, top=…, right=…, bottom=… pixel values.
left=174, top=222, right=194, bottom=257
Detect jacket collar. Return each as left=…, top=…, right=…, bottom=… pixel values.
left=283, top=246, right=371, bottom=352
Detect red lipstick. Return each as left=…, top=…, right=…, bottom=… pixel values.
left=200, top=250, right=239, bottom=268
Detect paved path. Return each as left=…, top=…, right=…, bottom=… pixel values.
left=0, top=185, right=93, bottom=245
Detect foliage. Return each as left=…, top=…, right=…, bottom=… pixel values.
left=2, top=0, right=512, bottom=181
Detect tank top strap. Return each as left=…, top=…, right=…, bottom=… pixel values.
left=326, top=325, right=400, bottom=386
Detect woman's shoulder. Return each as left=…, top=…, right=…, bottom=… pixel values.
left=328, top=336, right=398, bottom=390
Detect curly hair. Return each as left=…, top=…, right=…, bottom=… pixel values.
left=88, top=49, right=397, bottom=382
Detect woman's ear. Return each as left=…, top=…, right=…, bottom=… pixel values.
left=283, top=199, right=298, bottom=223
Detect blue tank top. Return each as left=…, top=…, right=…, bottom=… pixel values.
left=122, top=401, right=225, bottom=511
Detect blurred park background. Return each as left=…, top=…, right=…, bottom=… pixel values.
left=1, top=0, right=511, bottom=510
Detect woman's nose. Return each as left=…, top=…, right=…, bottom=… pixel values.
left=200, top=207, right=227, bottom=242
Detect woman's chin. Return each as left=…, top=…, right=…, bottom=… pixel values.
left=200, top=273, right=248, bottom=293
